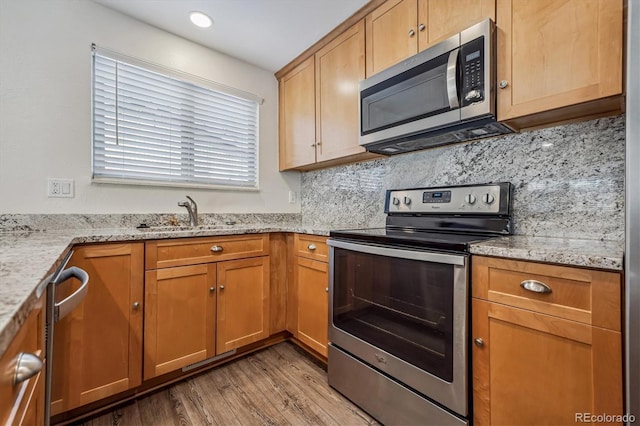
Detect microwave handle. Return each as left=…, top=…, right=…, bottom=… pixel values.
left=446, top=48, right=460, bottom=110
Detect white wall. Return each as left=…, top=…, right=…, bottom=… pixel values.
left=0, top=0, right=300, bottom=214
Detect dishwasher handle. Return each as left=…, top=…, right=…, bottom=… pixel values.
left=54, top=266, right=89, bottom=322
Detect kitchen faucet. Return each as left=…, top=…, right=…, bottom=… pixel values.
left=178, top=196, right=198, bottom=227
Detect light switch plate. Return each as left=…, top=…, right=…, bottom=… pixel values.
left=288, top=191, right=297, bottom=204
left=48, top=178, right=74, bottom=198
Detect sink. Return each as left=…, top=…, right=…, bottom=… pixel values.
left=135, top=224, right=236, bottom=232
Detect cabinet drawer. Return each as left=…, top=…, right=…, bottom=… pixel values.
left=472, top=256, right=621, bottom=330
left=0, top=298, right=44, bottom=426
left=146, top=234, right=270, bottom=269
left=294, top=234, right=329, bottom=262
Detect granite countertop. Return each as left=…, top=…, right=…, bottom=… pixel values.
left=469, top=235, right=625, bottom=271
left=0, top=225, right=332, bottom=357
left=0, top=226, right=624, bottom=357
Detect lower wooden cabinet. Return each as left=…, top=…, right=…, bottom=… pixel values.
left=144, top=264, right=216, bottom=380
left=295, top=257, right=329, bottom=357
left=51, top=243, right=144, bottom=415
left=144, top=254, right=271, bottom=379
left=0, top=295, right=45, bottom=426
left=288, top=235, right=330, bottom=358
left=217, top=257, right=270, bottom=353
left=471, top=256, right=623, bottom=425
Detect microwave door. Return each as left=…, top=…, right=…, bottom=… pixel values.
left=360, top=49, right=462, bottom=145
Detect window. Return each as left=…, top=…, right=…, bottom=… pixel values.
left=92, top=47, right=259, bottom=189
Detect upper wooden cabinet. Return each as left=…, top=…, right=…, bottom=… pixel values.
left=279, top=56, right=316, bottom=170
left=278, top=21, right=378, bottom=171
left=315, top=22, right=367, bottom=163
left=496, top=0, right=624, bottom=129
left=51, top=243, right=144, bottom=415
left=365, top=0, right=495, bottom=76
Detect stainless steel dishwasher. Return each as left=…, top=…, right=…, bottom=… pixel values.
left=43, top=251, right=89, bottom=426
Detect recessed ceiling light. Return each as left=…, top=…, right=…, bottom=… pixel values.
left=189, top=11, right=212, bottom=28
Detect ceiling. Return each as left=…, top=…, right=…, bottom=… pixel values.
left=92, top=0, right=370, bottom=72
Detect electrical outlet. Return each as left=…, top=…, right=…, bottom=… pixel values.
left=288, top=191, right=297, bottom=204
left=48, top=178, right=74, bottom=198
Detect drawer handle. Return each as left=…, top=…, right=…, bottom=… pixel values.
left=13, top=352, right=43, bottom=385
left=520, top=279, right=552, bottom=294
left=211, top=245, right=223, bottom=253
left=307, top=244, right=316, bottom=251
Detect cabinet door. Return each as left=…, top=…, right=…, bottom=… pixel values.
left=418, top=0, right=495, bottom=50
left=472, top=299, right=623, bottom=425
left=296, top=257, right=329, bottom=357
left=279, top=56, right=316, bottom=170
left=316, top=20, right=366, bottom=162
left=217, top=257, right=270, bottom=353
left=144, top=264, right=216, bottom=380
left=365, top=0, right=418, bottom=76
left=51, top=243, right=144, bottom=414
left=497, top=0, right=623, bottom=124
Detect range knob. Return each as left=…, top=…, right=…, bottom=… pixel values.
left=482, top=193, right=495, bottom=204
left=392, top=197, right=400, bottom=206
left=403, top=197, right=411, bottom=205
left=464, top=194, right=477, bottom=205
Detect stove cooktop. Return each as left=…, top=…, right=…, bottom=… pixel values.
left=329, top=227, right=498, bottom=253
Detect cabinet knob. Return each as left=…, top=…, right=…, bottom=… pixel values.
left=210, top=245, right=223, bottom=253
left=499, top=80, right=509, bottom=89
left=209, top=287, right=215, bottom=293
left=133, top=301, right=140, bottom=309
left=408, top=29, right=416, bottom=37
left=325, top=288, right=329, bottom=293
left=219, top=285, right=225, bottom=290
left=13, top=352, right=43, bottom=385
left=418, top=23, right=425, bottom=31
left=308, top=243, right=317, bottom=251
left=311, top=143, right=316, bottom=148
left=474, top=338, right=484, bottom=347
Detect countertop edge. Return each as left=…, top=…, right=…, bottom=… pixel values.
left=0, top=228, right=623, bottom=357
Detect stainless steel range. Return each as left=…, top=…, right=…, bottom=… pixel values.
left=327, top=182, right=512, bottom=425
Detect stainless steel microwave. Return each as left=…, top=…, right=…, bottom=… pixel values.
left=359, top=19, right=513, bottom=155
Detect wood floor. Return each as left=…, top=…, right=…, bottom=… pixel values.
left=79, top=342, right=378, bottom=426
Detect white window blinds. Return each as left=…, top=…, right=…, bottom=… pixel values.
left=92, top=49, right=259, bottom=189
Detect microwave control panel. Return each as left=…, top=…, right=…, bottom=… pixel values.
left=386, top=183, right=511, bottom=215
left=460, top=36, right=485, bottom=107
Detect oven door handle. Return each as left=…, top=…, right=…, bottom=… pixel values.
left=327, top=239, right=466, bottom=266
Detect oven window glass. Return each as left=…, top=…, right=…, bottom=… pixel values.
left=332, top=247, right=454, bottom=382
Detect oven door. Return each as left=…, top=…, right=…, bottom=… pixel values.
left=328, top=238, right=468, bottom=417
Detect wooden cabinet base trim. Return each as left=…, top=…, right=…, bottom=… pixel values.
left=284, top=151, right=380, bottom=172
left=153, top=351, right=209, bottom=378
left=50, top=332, right=291, bottom=425
left=79, top=378, right=131, bottom=407
left=289, top=338, right=328, bottom=366
left=502, top=96, right=624, bottom=132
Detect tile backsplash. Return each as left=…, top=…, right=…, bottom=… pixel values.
left=301, top=115, right=625, bottom=241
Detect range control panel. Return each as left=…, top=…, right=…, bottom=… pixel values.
left=385, top=183, right=511, bottom=215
